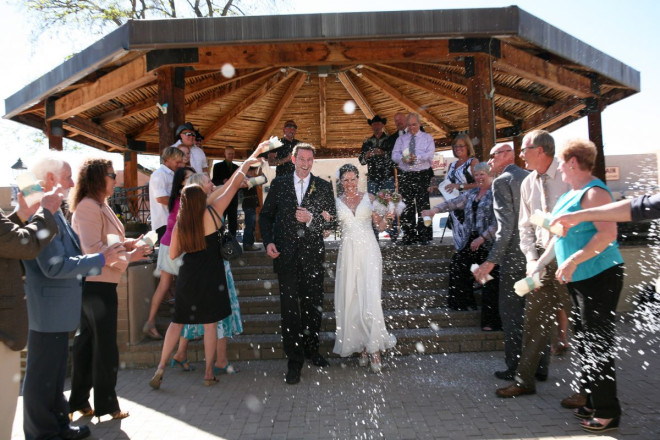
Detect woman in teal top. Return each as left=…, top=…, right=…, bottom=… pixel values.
left=533, top=139, right=624, bottom=433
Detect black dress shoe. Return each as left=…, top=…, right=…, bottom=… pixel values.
left=535, top=372, right=548, bottom=382
left=309, top=353, right=329, bottom=367
left=494, top=370, right=515, bottom=380
left=60, top=424, right=91, bottom=440
left=285, top=368, right=301, bottom=385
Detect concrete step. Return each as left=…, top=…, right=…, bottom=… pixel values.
left=240, top=307, right=481, bottom=335
left=233, top=272, right=450, bottom=297
left=121, top=326, right=504, bottom=368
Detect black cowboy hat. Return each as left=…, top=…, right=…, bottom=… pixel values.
left=175, top=122, right=195, bottom=137
left=367, top=115, right=387, bottom=125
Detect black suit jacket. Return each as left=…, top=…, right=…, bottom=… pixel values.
left=212, top=160, right=240, bottom=204
left=259, top=174, right=336, bottom=273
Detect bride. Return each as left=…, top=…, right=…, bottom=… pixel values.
left=331, top=164, right=396, bottom=372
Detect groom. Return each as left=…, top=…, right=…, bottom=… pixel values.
left=259, top=143, right=336, bottom=384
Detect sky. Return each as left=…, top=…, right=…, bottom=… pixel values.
left=1, top=0, right=659, bottom=184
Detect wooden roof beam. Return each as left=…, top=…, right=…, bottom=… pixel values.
left=256, top=72, right=307, bottom=142
left=48, top=57, right=157, bottom=121
left=336, top=72, right=376, bottom=120
left=495, top=42, right=593, bottom=98
left=521, top=97, right=586, bottom=132
left=358, top=69, right=452, bottom=135
left=319, top=77, right=327, bottom=148
left=203, top=72, right=288, bottom=140
left=381, top=62, right=552, bottom=107
left=196, top=40, right=452, bottom=70
left=96, top=68, right=275, bottom=126
left=64, top=116, right=128, bottom=152
left=357, top=69, right=452, bottom=135
left=129, top=69, right=277, bottom=139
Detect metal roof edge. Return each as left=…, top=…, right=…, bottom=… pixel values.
left=3, top=24, right=132, bottom=119
left=515, top=7, right=640, bottom=91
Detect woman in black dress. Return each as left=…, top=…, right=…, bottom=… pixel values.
left=149, top=143, right=266, bottom=388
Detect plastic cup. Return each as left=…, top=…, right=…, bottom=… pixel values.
left=16, top=172, right=43, bottom=207
left=423, top=216, right=432, bottom=227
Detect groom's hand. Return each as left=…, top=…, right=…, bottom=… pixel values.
left=295, top=207, right=312, bottom=224
left=266, top=243, right=280, bottom=259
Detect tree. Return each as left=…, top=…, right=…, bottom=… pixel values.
left=25, top=0, right=283, bottom=35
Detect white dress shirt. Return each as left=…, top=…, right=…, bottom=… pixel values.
left=294, top=173, right=313, bottom=226
left=149, top=164, right=174, bottom=231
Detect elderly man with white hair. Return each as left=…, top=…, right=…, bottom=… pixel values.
left=21, top=155, right=122, bottom=440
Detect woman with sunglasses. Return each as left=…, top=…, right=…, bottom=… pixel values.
left=69, top=159, right=151, bottom=421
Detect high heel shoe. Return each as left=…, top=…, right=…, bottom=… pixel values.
left=170, top=358, right=194, bottom=371
left=369, top=352, right=382, bottom=374
left=98, top=410, right=129, bottom=422
left=69, top=407, right=94, bottom=420
left=358, top=351, right=369, bottom=368
left=204, top=376, right=219, bottom=386
left=149, top=368, right=164, bottom=389
left=573, top=406, right=595, bottom=420
left=142, top=322, right=163, bottom=340
left=213, top=363, right=239, bottom=375
left=581, top=416, right=620, bottom=433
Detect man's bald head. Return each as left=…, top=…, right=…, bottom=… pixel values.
left=487, top=143, right=515, bottom=175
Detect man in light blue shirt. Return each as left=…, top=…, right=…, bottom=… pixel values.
left=392, top=113, right=435, bottom=244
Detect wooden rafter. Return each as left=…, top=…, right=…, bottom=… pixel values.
left=318, top=77, right=327, bottom=149
left=129, top=69, right=277, bottom=139
left=196, top=40, right=452, bottom=70
left=204, top=72, right=288, bottom=140
left=336, top=72, right=376, bottom=120
left=97, top=68, right=274, bottom=126
left=49, top=57, right=157, bottom=121
left=381, top=62, right=553, bottom=107
left=495, top=42, right=593, bottom=98
left=521, top=97, right=586, bottom=132
left=357, top=69, right=453, bottom=135
left=256, top=72, right=307, bottom=143
left=64, top=116, right=128, bottom=151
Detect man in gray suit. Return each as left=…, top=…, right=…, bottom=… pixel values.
left=473, top=144, right=530, bottom=381
left=0, top=190, right=61, bottom=440
left=22, top=156, right=122, bottom=440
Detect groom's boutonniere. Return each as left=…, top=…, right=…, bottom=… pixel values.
left=309, top=181, right=316, bottom=196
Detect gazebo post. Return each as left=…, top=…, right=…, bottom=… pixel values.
left=513, top=134, right=525, bottom=168
left=587, top=100, right=607, bottom=182
left=123, top=151, right=139, bottom=219
left=466, top=54, right=496, bottom=162
left=45, top=119, right=64, bottom=151
left=157, top=67, right=186, bottom=152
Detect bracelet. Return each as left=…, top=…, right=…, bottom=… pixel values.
left=237, top=170, right=246, bottom=178
left=567, top=258, right=578, bottom=266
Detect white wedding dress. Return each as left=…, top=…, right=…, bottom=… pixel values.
left=333, top=193, right=396, bottom=357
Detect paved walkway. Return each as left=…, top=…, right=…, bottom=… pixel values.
left=11, top=316, right=660, bottom=440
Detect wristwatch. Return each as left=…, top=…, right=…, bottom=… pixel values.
left=459, top=184, right=465, bottom=190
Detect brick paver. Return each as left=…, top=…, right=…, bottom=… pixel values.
left=11, top=316, right=660, bottom=439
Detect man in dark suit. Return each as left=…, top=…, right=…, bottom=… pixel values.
left=212, top=146, right=240, bottom=235
left=473, top=144, right=530, bottom=381
left=0, top=190, right=61, bottom=440
left=21, top=157, right=122, bottom=440
left=259, top=143, right=336, bottom=384
left=267, top=120, right=299, bottom=177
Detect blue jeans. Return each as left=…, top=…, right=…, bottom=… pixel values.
left=367, top=177, right=398, bottom=239
left=243, top=207, right=257, bottom=247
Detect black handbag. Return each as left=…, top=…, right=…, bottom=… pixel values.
left=207, top=206, right=243, bottom=261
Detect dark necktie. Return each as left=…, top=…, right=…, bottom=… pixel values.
left=409, top=135, right=416, bottom=156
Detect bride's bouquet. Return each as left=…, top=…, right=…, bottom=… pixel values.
left=372, top=189, right=405, bottom=217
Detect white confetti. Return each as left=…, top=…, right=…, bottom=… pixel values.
left=221, top=63, right=236, bottom=78
left=415, top=342, right=425, bottom=353
left=343, top=100, right=356, bottom=114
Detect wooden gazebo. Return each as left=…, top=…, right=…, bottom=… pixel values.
left=4, top=6, right=639, bottom=187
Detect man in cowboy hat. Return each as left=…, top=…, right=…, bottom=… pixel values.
left=359, top=114, right=397, bottom=238
left=171, top=122, right=209, bottom=175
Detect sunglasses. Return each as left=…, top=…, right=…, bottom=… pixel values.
left=285, top=124, right=297, bottom=129
left=106, top=172, right=117, bottom=180
left=182, top=132, right=195, bottom=137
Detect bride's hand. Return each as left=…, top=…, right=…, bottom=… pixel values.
left=320, top=211, right=333, bottom=222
